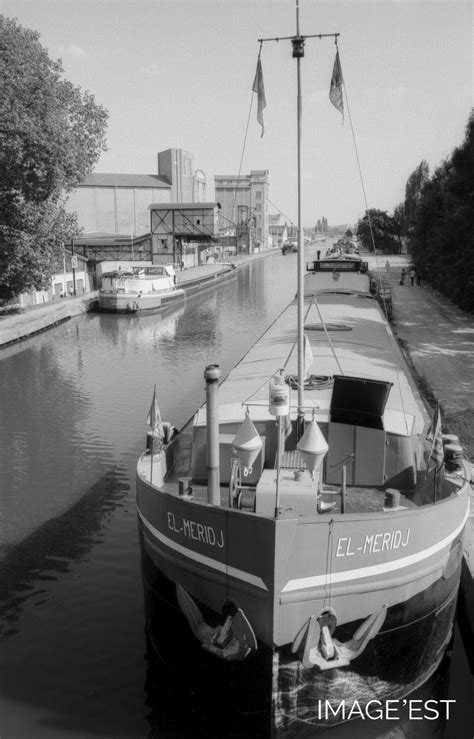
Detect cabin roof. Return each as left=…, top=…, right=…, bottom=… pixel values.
left=214, top=286, right=426, bottom=435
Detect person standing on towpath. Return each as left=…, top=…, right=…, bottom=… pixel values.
left=409, top=267, right=416, bottom=286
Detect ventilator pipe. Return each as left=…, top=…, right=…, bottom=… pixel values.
left=205, top=364, right=222, bottom=505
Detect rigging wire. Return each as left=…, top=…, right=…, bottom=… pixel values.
left=338, top=42, right=385, bottom=296
left=312, top=295, right=344, bottom=376
left=267, top=197, right=295, bottom=227
left=339, top=42, right=409, bottom=433
left=229, top=42, right=263, bottom=230
left=323, top=518, right=334, bottom=611
left=338, top=44, right=378, bottom=259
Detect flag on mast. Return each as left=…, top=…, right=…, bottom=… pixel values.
left=329, top=49, right=344, bottom=120
left=146, top=385, right=164, bottom=438
left=252, top=56, right=266, bottom=137
left=426, top=404, right=444, bottom=474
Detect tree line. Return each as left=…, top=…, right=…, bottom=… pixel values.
left=356, top=111, right=474, bottom=312
left=0, top=15, right=108, bottom=304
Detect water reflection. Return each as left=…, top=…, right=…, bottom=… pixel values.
left=142, top=582, right=454, bottom=739
left=0, top=468, right=129, bottom=638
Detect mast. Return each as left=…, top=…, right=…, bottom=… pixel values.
left=258, top=1, right=339, bottom=434
left=293, top=0, right=305, bottom=433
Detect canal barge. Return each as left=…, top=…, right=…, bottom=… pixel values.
left=136, top=4, right=470, bottom=732
left=136, top=256, right=470, bottom=731
left=98, top=263, right=184, bottom=313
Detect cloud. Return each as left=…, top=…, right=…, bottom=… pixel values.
left=57, top=44, right=87, bottom=59
left=138, top=62, right=160, bottom=78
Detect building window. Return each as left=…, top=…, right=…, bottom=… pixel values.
left=196, top=219, right=201, bottom=225
left=256, top=191, right=262, bottom=199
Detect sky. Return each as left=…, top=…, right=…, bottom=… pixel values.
left=1, top=0, right=472, bottom=227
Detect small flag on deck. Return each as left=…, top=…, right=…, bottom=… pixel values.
left=252, top=56, right=266, bottom=137
left=427, top=404, right=444, bottom=474
left=329, top=49, right=344, bottom=120
left=146, top=385, right=164, bottom=437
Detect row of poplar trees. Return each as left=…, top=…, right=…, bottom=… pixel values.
left=357, top=112, right=474, bottom=313
left=406, top=113, right=474, bottom=312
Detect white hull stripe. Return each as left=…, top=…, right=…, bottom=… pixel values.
left=138, top=509, right=268, bottom=591
left=282, top=505, right=470, bottom=593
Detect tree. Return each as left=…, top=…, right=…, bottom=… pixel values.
left=404, top=160, right=430, bottom=239
left=0, top=15, right=108, bottom=302
left=391, top=203, right=406, bottom=254
left=409, top=112, right=474, bottom=310
left=356, top=209, right=398, bottom=254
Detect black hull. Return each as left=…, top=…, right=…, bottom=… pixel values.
left=139, top=529, right=459, bottom=737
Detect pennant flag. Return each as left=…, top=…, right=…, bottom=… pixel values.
left=146, top=385, right=164, bottom=437
left=252, top=56, right=266, bottom=137
left=426, top=404, right=444, bottom=474
left=329, top=49, right=344, bottom=120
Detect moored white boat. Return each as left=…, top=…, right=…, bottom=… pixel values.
left=98, top=263, right=184, bottom=313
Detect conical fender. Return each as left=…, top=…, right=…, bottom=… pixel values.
left=297, top=419, right=328, bottom=474
left=232, top=414, right=263, bottom=472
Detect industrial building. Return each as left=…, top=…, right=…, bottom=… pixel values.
left=214, top=170, right=270, bottom=252
left=66, top=148, right=208, bottom=237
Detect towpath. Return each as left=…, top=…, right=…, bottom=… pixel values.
left=369, top=254, right=474, bottom=666
left=368, top=255, right=474, bottom=454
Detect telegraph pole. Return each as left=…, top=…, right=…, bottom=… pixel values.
left=71, top=238, right=77, bottom=296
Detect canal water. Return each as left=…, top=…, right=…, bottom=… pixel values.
left=0, top=251, right=472, bottom=738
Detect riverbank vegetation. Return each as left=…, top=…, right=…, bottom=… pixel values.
left=356, top=209, right=400, bottom=255
left=356, top=112, right=474, bottom=314
left=0, top=15, right=108, bottom=303
left=407, top=113, right=474, bottom=312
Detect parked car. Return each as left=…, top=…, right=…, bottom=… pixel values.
left=282, top=240, right=298, bottom=254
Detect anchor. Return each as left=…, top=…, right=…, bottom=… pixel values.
left=176, top=584, right=257, bottom=662
left=291, top=604, right=387, bottom=670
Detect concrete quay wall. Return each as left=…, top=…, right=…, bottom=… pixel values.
left=0, top=249, right=278, bottom=349
left=0, top=293, right=99, bottom=348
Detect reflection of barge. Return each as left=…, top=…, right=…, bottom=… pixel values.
left=137, top=256, right=469, bottom=731
left=98, top=264, right=184, bottom=313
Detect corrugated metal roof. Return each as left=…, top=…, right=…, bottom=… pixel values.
left=149, top=202, right=217, bottom=210
left=77, top=173, right=171, bottom=188
left=74, top=232, right=151, bottom=246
